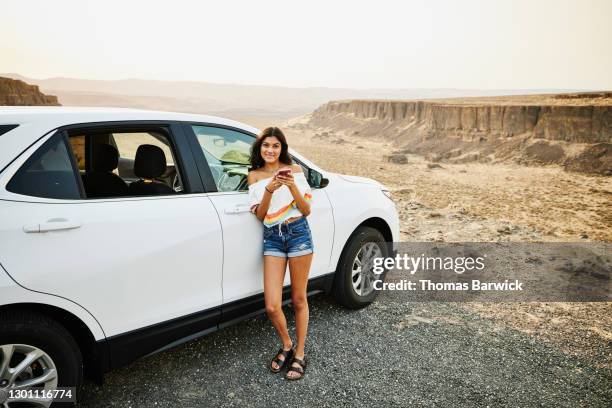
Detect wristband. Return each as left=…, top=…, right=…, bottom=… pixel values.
left=265, top=186, right=273, bottom=194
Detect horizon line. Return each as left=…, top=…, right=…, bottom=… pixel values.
left=0, top=73, right=597, bottom=93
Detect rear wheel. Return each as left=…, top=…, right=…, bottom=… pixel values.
left=0, top=311, right=82, bottom=407
left=333, top=226, right=390, bottom=309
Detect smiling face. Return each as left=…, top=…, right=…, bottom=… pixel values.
left=249, top=127, right=293, bottom=170
left=260, top=136, right=282, bottom=164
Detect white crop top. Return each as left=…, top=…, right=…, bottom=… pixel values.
left=248, top=172, right=313, bottom=227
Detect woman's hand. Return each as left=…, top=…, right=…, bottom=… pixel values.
left=266, top=178, right=283, bottom=192
left=279, top=170, right=310, bottom=216
left=276, top=172, right=295, bottom=190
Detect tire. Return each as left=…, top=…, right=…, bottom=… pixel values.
left=333, top=226, right=390, bottom=309
left=0, top=310, right=83, bottom=407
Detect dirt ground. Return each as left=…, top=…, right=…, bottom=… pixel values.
left=279, top=119, right=611, bottom=368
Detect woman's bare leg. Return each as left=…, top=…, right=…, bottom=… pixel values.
left=287, top=253, right=313, bottom=379
left=263, top=255, right=292, bottom=370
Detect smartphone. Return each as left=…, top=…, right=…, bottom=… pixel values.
left=277, top=168, right=292, bottom=177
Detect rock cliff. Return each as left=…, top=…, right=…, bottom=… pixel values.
left=0, top=77, right=60, bottom=106
left=308, top=93, right=612, bottom=175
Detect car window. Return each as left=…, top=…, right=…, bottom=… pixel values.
left=67, top=129, right=186, bottom=198
left=192, top=126, right=253, bottom=192
left=0, top=124, right=19, bottom=137
left=7, top=133, right=81, bottom=199
left=69, top=135, right=86, bottom=171
left=114, top=132, right=175, bottom=166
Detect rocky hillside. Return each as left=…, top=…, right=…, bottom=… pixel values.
left=307, top=92, right=612, bottom=175
left=0, top=77, right=60, bottom=106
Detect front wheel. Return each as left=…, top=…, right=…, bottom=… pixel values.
left=333, top=226, right=390, bottom=309
left=0, top=311, right=83, bottom=407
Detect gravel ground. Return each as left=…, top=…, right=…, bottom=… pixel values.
left=78, top=275, right=612, bottom=408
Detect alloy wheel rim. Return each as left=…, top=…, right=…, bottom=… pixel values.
left=0, top=344, right=58, bottom=408
left=351, top=242, right=383, bottom=297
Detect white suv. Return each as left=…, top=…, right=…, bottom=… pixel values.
left=0, top=107, right=398, bottom=403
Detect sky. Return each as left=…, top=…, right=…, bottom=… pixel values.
left=2, top=0, right=611, bottom=90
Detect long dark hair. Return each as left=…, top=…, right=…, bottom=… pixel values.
left=249, top=126, right=293, bottom=171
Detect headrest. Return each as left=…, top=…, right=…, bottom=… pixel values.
left=134, top=144, right=167, bottom=179
left=93, top=144, right=119, bottom=172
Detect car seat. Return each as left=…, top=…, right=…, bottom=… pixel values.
left=128, top=144, right=176, bottom=196
left=82, top=144, right=129, bottom=198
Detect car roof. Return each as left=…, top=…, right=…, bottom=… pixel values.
left=0, top=107, right=323, bottom=175
left=0, top=106, right=260, bottom=134
left=0, top=107, right=259, bottom=171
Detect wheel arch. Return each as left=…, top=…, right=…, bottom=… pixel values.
left=331, top=216, right=393, bottom=282
left=0, top=303, right=108, bottom=383
left=328, top=217, right=393, bottom=308
left=357, top=217, right=393, bottom=243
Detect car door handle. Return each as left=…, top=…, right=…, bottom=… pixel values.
left=23, top=218, right=82, bottom=233
left=224, top=205, right=252, bottom=214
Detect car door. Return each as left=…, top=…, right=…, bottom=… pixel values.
left=0, top=122, right=223, bottom=354
left=184, top=124, right=334, bottom=317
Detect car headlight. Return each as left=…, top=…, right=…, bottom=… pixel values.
left=381, top=189, right=393, bottom=201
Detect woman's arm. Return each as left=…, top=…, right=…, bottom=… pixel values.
left=254, top=187, right=273, bottom=222
left=277, top=165, right=311, bottom=217
left=248, top=172, right=282, bottom=222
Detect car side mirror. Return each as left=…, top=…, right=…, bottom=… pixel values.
left=308, top=168, right=329, bottom=189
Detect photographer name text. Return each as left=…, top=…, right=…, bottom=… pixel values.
left=374, top=279, right=524, bottom=291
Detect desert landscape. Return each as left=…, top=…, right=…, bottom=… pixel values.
left=281, top=93, right=612, bottom=242
left=1, top=77, right=610, bottom=370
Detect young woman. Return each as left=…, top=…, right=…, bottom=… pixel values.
left=247, top=126, right=313, bottom=381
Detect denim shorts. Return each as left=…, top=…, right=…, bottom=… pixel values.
left=263, top=216, right=314, bottom=258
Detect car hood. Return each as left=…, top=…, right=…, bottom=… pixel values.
left=333, top=173, right=386, bottom=189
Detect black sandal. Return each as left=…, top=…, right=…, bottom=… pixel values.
left=270, top=346, right=294, bottom=373
left=285, top=355, right=307, bottom=380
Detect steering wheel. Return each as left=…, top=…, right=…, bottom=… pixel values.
left=209, top=165, right=224, bottom=182
left=217, top=172, right=242, bottom=191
